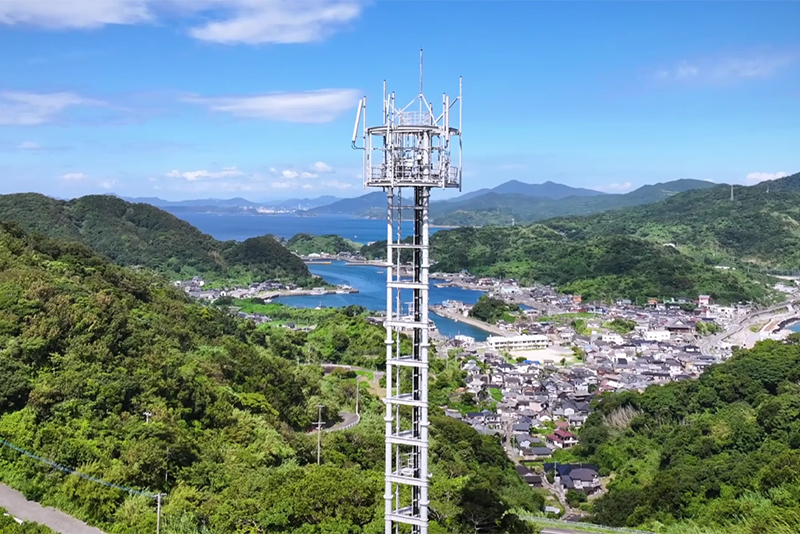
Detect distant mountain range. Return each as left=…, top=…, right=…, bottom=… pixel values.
left=453, top=179, right=606, bottom=203
left=430, top=179, right=717, bottom=226
left=115, top=178, right=716, bottom=224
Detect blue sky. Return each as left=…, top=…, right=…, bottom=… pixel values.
left=0, top=0, right=798, bottom=201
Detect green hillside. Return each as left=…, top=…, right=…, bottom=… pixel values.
left=579, top=337, right=800, bottom=534
left=0, top=193, right=312, bottom=284
left=429, top=225, right=774, bottom=304
left=544, top=172, right=800, bottom=271
left=431, top=179, right=716, bottom=226
left=286, top=233, right=362, bottom=255
left=0, top=222, right=539, bottom=534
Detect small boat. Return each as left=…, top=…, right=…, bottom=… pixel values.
left=377, top=270, right=385, bottom=274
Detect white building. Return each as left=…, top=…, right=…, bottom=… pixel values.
left=601, top=332, right=624, bottom=345
left=644, top=330, right=671, bottom=342
left=487, top=334, right=549, bottom=351
left=455, top=334, right=476, bottom=345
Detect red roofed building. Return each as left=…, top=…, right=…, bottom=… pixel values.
left=545, top=429, right=579, bottom=449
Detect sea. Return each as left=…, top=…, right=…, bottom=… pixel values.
left=173, top=212, right=492, bottom=340
left=175, top=212, right=446, bottom=244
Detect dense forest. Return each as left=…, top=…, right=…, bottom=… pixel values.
left=285, top=233, right=362, bottom=255
left=0, top=222, right=539, bottom=534
left=545, top=172, right=800, bottom=271
left=469, top=295, right=521, bottom=324
left=0, top=193, right=314, bottom=285
left=429, top=225, right=775, bottom=304
left=577, top=336, right=800, bottom=534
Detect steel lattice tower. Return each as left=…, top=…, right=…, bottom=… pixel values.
left=352, top=51, right=462, bottom=534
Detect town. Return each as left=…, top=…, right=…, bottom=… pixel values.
left=426, top=274, right=800, bottom=517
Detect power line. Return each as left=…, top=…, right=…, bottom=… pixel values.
left=0, top=437, right=157, bottom=498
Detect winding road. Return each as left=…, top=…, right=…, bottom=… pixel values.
left=699, top=299, right=798, bottom=356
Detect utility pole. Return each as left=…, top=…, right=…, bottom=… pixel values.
left=356, top=375, right=361, bottom=416
left=315, top=404, right=325, bottom=465
left=156, top=493, right=163, bottom=534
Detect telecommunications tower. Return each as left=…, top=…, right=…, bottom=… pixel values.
left=351, top=51, right=462, bottom=534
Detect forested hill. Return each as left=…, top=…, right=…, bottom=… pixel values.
left=420, top=225, right=775, bottom=304
left=285, top=233, right=362, bottom=255
left=0, top=222, right=539, bottom=534
left=545, top=172, right=800, bottom=271
left=0, top=193, right=312, bottom=283
left=430, top=178, right=716, bottom=226
left=579, top=336, right=800, bottom=534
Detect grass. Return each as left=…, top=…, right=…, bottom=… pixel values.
left=355, top=370, right=375, bottom=381
left=489, top=387, right=503, bottom=402
left=550, top=448, right=581, bottom=464
left=749, top=322, right=766, bottom=333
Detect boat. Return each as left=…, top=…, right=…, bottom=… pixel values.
left=377, top=270, right=385, bottom=274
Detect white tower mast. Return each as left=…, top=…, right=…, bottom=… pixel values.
left=352, top=51, right=462, bottom=534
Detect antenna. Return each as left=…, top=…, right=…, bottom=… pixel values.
left=730, top=184, right=734, bottom=201
left=420, top=48, right=424, bottom=96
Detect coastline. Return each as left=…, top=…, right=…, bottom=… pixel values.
left=429, top=305, right=512, bottom=337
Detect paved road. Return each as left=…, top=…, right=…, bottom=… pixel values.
left=0, top=483, right=105, bottom=534
left=327, top=411, right=360, bottom=432
left=699, top=299, right=798, bottom=356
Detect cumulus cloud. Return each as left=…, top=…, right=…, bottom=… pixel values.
left=311, top=161, right=334, bottom=173
left=183, top=89, right=360, bottom=123
left=281, top=169, right=300, bottom=179
left=654, top=52, right=794, bottom=84
left=62, top=172, right=86, bottom=181
left=745, top=171, right=789, bottom=184
left=0, top=0, right=366, bottom=45
left=270, top=181, right=293, bottom=189
left=0, top=91, right=105, bottom=125
left=99, top=179, right=117, bottom=189
left=166, top=166, right=245, bottom=181
left=595, top=181, right=633, bottom=192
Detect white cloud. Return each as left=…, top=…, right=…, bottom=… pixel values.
left=0, top=91, right=104, bottom=125
left=302, top=184, right=314, bottom=190
left=166, top=166, right=245, bottom=181
left=99, top=179, right=117, bottom=189
left=271, top=181, right=293, bottom=189
left=62, top=172, right=86, bottom=181
left=595, top=181, right=633, bottom=192
left=321, top=179, right=353, bottom=190
left=281, top=169, right=300, bottom=179
left=0, top=0, right=151, bottom=29
left=17, top=141, right=41, bottom=149
left=311, top=161, right=334, bottom=173
left=301, top=172, right=318, bottom=179
left=745, top=171, right=788, bottom=184
left=0, top=0, right=366, bottom=45
left=654, top=53, right=794, bottom=84
left=183, top=89, right=360, bottom=123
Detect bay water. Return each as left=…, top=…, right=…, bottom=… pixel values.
left=171, top=213, right=491, bottom=340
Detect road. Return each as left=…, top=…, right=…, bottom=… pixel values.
left=429, top=305, right=512, bottom=337
left=0, top=483, right=105, bottom=534
left=699, top=299, right=798, bottom=356
left=326, top=411, right=360, bottom=432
